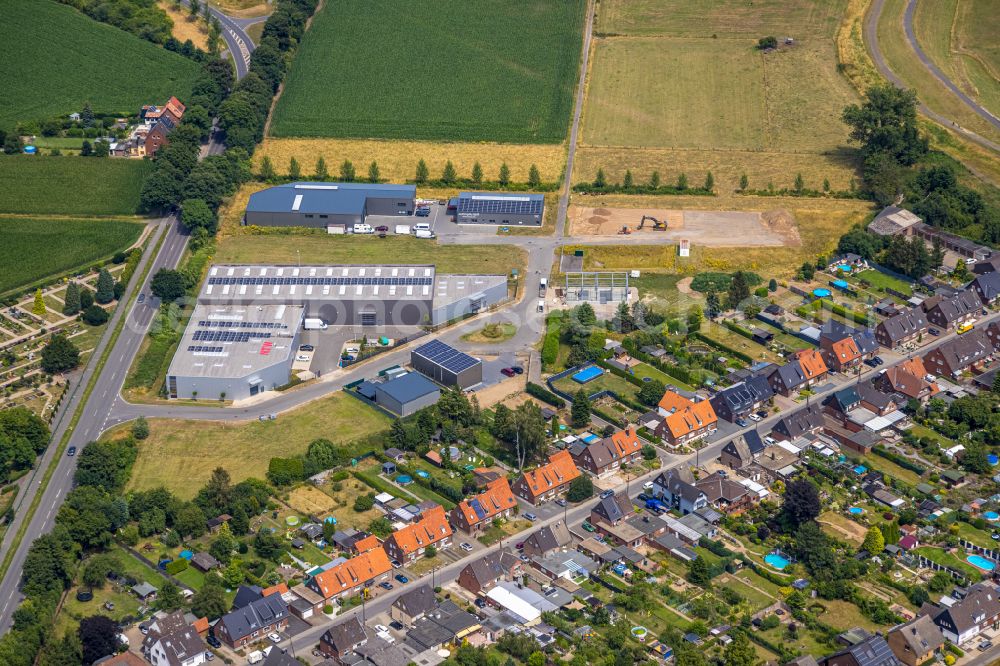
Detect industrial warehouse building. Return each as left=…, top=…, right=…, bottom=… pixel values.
left=451, top=192, right=544, bottom=226
left=411, top=340, right=483, bottom=389
left=166, top=264, right=506, bottom=401
left=374, top=372, right=441, bottom=417
left=244, top=182, right=416, bottom=228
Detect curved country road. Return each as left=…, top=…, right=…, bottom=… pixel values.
left=865, top=0, right=1000, bottom=153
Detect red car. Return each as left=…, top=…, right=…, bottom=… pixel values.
left=500, top=368, right=516, bottom=377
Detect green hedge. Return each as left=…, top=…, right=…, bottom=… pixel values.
left=722, top=320, right=755, bottom=341
left=527, top=382, right=565, bottom=408
left=541, top=315, right=561, bottom=367
left=165, top=558, right=188, bottom=575
left=691, top=332, right=754, bottom=363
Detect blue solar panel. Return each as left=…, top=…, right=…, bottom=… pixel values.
left=414, top=340, right=479, bottom=374
left=457, top=193, right=543, bottom=216
left=469, top=498, right=487, bottom=520
left=192, top=330, right=271, bottom=343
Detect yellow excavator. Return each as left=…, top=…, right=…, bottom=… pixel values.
left=637, top=215, right=667, bottom=230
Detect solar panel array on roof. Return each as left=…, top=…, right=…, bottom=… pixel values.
left=207, top=276, right=432, bottom=286
left=469, top=499, right=487, bottom=521
left=188, top=346, right=224, bottom=353
left=197, top=320, right=288, bottom=329
left=414, top=340, right=479, bottom=373
left=192, top=330, right=271, bottom=343
left=456, top=194, right=543, bottom=216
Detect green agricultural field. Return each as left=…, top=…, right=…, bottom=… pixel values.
left=0, top=157, right=152, bottom=216
left=270, top=0, right=586, bottom=142
left=0, top=217, right=143, bottom=295
left=0, top=0, right=202, bottom=127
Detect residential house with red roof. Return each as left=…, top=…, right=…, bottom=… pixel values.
left=512, top=450, right=581, bottom=505
left=449, top=478, right=518, bottom=534
left=654, top=391, right=718, bottom=447
left=307, top=548, right=392, bottom=602
left=383, top=506, right=452, bottom=564
left=569, top=427, right=643, bottom=477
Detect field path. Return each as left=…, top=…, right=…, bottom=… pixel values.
left=865, top=0, right=1000, bottom=154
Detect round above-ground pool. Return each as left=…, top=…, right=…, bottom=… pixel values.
left=848, top=507, right=864, bottom=515
left=990, top=454, right=999, bottom=466
left=630, top=627, right=648, bottom=641
left=986, top=511, right=1000, bottom=521
left=765, top=553, right=790, bottom=570
left=396, top=474, right=414, bottom=485
left=968, top=554, right=997, bottom=571
left=285, top=516, right=300, bottom=526
left=179, top=549, right=193, bottom=560
left=324, top=516, right=337, bottom=524
left=813, top=288, right=832, bottom=298
left=416, top=470, right=430, bottom=479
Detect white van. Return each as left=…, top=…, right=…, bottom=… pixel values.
left=247, top=651, right=264, bottom=665
left=537, top=300, right=545, bottom=312
left=413, top=223, right=431, bottom=233
left=394, top=225, right=411, bottom=235
left=353, top=223, right=374, bottom=234
left=415, top=229, right=434, bottom=239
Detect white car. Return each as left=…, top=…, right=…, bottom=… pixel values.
left=374, top=624, right=389, bottom=634
left=764, top=436, right=776, bottom=446
left=460, top=542, right=474, bottom=552
left=749, top=413, right=762, bottom=422
left=268, top=633, right=282, bottom=644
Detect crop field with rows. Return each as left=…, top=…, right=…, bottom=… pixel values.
left=0, top=0, right=201, bottom=128
left=0, top=217, right=143, bottom=294
left=0, top=157, right=153, bottom=216
left=270, top=0, right=586, bottom=143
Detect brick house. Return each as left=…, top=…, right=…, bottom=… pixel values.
left=569, top=427, right=643, bottom=477
left=655, top=391, right=718, bottom=446
left=923, top=329, right=994, bottom=377
left=307, top=548, right=392, bottom=602
left=513, top=450, right=581, bottom=505
left=875, top=308, right=928, bottom=349
left=383, top=505, right=452, bottom=564
left=215, top=594, right=288, bottom=649
left=449, top=478, right=518, bottom=534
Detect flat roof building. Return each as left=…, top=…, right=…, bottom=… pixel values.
left=166, top=264, right=507, bottom=401
left=244, top=182, right=416, bottom=228
left=454, top=192, right=544, bottom=227
left=411, top=340, right=482, bottom=389
left=375, top=372, right=441, bottom=417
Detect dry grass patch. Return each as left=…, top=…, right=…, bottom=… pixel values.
left=315, top=478, right=383, bottom=531
left=256, top=138, right=566, bottom=184
left=287, top=484, right=337, bottom=516
left=837, top=0, right=884, bottom=92
left=574, top=146, right=859, bottom=194
left=158, top=1, right=209, bottom=51
left=209, top=0, right=271, bottom=17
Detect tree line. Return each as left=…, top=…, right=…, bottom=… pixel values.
left=573, top=168, right=715, bottom=195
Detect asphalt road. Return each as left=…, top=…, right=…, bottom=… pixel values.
left=865, top=0, right=1000, bottom=154
left=178, top=0, right=259, bottom=80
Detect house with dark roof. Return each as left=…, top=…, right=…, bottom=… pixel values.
left=260, top=648, right=301, bottom=666
left=973, top=255, right=1000, bottom=275
left=694, top=473, right=753, bottom=514
left=651, top=468, right=708, bottom=515
left=719, top=431, right=765, bottom=470
left=818, top=632, right=900, bottom=666
left=825, top=385, right=861, bottom=420
left=877, top=357, right=939, bottom=404
left=856, top=380, right=900, bottom=416
left=923, top=329, right=994, bottom=377
left=215, top=593, right=288, bottom=649
left=390, top=585, right=437, bottom=626
left=457, top=550, right=522, bottom=595
left=449, top=478, right=518, bottom=534
left=771, top=404, right=825, bottom=441
left=930, top=582, right=1000, bottom=644
left=768, top=360, right=812, bottom=397
left=875, top=308, right=928, bottom=349
left=319, top=616, right=368, bottom=664
left=886, top=615, right=944, bottom=666
left=569, top=427, right=642, bottom=477
left=190, top=552, right=220, bottom=572
left=969, top=273, right=1000, bottom=305
left=521, top=521, right=572, bottom=559
left=709, top=376, right=773, bottom=422
left=591, top=492, right=634, bottom=528
left=922, top=291, right=981, bottom=330
left=143, top=611, right=206, bottom=666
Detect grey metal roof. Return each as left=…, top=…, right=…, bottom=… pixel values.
left=376, top=372, right=440, bottom=405
left=247, top=182, right=415, bottom=216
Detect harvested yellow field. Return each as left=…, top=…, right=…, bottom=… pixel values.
left=256, top=138, right=567, bottom=184
left=209, top=0, right=271, bottom=17
left=159, top=1, right=209, bottom=51
left=574, top=146, right=859, bottom=195
left=287, top=485, right=337, bottom=516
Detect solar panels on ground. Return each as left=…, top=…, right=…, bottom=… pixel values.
left=414, top=340, right=479, bottom=373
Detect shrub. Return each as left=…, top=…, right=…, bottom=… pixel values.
left=526, top=382, right=564, bottom=408
left=165, top=558, right=189, bottom=575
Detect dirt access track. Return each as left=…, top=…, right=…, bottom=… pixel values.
left=568, top=206, right=801, bottom=247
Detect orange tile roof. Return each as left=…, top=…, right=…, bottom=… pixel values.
left=520, top=450, right=581, bottom=497
left=192, top=617, right=209, bottom=634
left=886, top=357, right=939, bottom=398
left=262, top=583, right=288, bottom=598
left=386, top=506, right=452, bottom=555
left=659, top=391, right=717, bottom=439
left=792, top=349, right=828, bottom=379
left=607, top=427, right=642, bottom=457
left=165, top=96, right=186, bottom=118
left=311, top=548, right=392, bottom=599
left=830, top=337, right=861, bottom=363
left=455, top=478, right=517, bottom=527
left=353, top=535, right=380, bottom=554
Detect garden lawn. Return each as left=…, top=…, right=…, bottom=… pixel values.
left=314, top=477, right=385, bottom=531
left=953, top=520, right=997, bottom=552
left=852, top=269, right=913, bottom=297
left=700, top=321, right=782, bottom=364
left=0, top=217, right=143, bottom=295
left=0, top=0, right=201, bottom=128
left=0, top=157, right=153, bottom=215
left=123, top=392, right=391, bottom=499
left=716, top=574, right=773, bottom=610
left=860, top=452, right=924, bottom=486
left=912, top=546, right=984, bottom=580
left=551, top=368, right=639, bottom=402
left=270, top=0, right=586, bottom=143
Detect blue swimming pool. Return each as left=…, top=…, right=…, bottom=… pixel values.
left=416, top=470, right=430, bottom=479
left=832, top=279, right=849, bottom=289
left=968, top=555, right=996, bottom=572
left=813, top=288, right=832, bottom=298
left=853, top=465, right=867, bottom=475
left=396, top=475, right=413, bottom=485
left=582, top=434, right=600, bottom=444
left=324, top=516, right=337, bottom=524
left=838, top=265, right=852, bottom=273
left=848, top=507, right=864, bottom=515
left=986, top=511, right=999, bottom=521
left=572, top=365, right=605, bottom=384
left=765, top=553, right=790, bottom=570
left=990, top=454, right=999, bottom=466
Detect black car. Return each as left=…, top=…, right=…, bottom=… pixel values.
left=300, top=344, right=314, bottom=352
left=929, top=327, right=941, bottom=336
left=379, top=581, right=393, bottom=590
left=735, top=417, right=749, bottom=427
left=206, top=635, right=221, bottom=649
left=475, top=598, right=487, bottom=609
left=137, top=293, right=146, bottom=304
left=512, top=366, right=524, bottom=375
left=67, top=446, right=76, bottom=456
left=873, top=356, right=884, bottom=366
left=864, top=358, right=879, bottom=368
left=389, top=621, right=404, bottom=631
